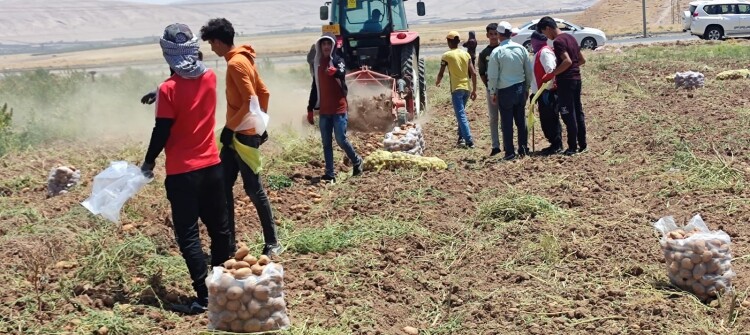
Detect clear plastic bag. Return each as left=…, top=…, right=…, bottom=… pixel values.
left=652, top=214, right=734, bottom=301
left=206, top=263, right=290, bottom=333
left=81, top=161, right=152, bottom=224
left=236, top=96, right=270, bottom=135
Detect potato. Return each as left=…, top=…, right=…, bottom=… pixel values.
left=678, top=269, right=692, bottom=281
left=261, top=318, right=277, bottom=331
left=256, top=308, right=271, bottom=321
left=230, top=319, right=244, bottom=332
left=215, top=294, right=228, bottom=307
left=220, top=311, right=237, bottom=323
left=692, top=240, right=707, bottom=253
left=243, top=255, right=258, bottom=266
left=692, top=263, right=707, bottom=280
left=226, top=299, right=243, bottom=312
left=680, top=258, right=694, bottom=270
left=235, top=246, right=250, bottom=261
left=258, top=255, right=271, bottom=266
left=701, top=250, right=713, bottom=263
left=254, top=285, right=270, bottom=302
left=268, top=281, right=283, bottom=298
left=243, top=319, right=262, bottom=332
left=251, top=264, right=264, bottom=276
left=247, top=300, right=261, bottom=316
left=689, top=252, right=703, bottom=265
left=707, top=259, right=721, bottom=274
left=237, top=308, right=251, bottom=320
left=684, top=278, right=696, bottom=290
left=671, top=251, right=683, bottom=262
left=699, top=276, right=714, bottom=287
left=234, top=268, right=253, bottom=280
left=208, top=282, right=221, bottom=295
left=269, top=297, right=286, bottom=312
left=233, top=261, right=251, bottom=270
left=244, top=280, right=257, bottom=295
left=214, top=321, right=229, bottom=331
left=224, top=259, right=237, bottom=269
left=667, top=260, right=678, bottom=274
left=226, top=285, right=244, bottom=300
left=219, top=273, right=235, bottom=289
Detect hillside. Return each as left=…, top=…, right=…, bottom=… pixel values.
left=0, top=0, right=597, bottom=44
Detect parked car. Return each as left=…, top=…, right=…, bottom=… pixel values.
left=683, top=0, right=750, bottom=40
left=511, top=18, right=607, bottom=52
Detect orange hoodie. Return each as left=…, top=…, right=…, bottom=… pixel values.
left=224, top=45, right=270, bottom=135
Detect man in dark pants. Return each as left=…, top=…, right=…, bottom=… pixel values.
left=487, top=21, right=533, bottom=160
left=140, top=23, right=231, bottom=315
left=538, top=16, right=587, bottom=155
left=200, top=18, right=281, bottom=257
left=529, top=31, right=563, bottom=155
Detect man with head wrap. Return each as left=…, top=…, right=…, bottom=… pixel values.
left=140, top=23, right=232, bottom=315
left=529, top=31, right=563, bottom=155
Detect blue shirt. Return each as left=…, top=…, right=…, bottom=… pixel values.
left=487, top=39, right=533, bottom=93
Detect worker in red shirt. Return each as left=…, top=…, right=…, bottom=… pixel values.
left=307, top=33, right=363, bottom=182
left=140, top=23, right=231, bottom=315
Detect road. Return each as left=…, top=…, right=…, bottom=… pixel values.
left=0, top=33, right=698, bottom=77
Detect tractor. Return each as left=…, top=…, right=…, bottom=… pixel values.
left=319, top=0, right=427, bottom=130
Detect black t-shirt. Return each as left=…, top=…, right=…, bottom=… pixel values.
left=552, top=33, right=581, bottom=81
left=477, top=44, right=499, bottom=86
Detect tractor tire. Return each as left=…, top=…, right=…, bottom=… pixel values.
left=418, top=57, right=427, bottom=114
left=400, top=43, right=421, bottom=119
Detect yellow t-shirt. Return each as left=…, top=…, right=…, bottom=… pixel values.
left=441, top=48, right=471, bottom=92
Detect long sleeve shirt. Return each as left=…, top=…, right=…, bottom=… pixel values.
left=487, top=39, right=533, bottom=93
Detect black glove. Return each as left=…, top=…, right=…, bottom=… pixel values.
left=220, top=127, right=234, bottom=147
left=140, top=162, right=155, bottom=179
left=260, top=131, right=268, bottom=145
left=141, top=91, right=157, bottom=105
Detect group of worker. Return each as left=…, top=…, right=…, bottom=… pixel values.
left=138, top=15, right=589, bottom=317
left=437, top=17, right=588, bottom=160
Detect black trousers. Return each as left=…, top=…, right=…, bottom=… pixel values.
left=165, top=163, right=232, bottom=301
left=556, top=79, right=587, bottom=151
left=537, top=90, right=563, bottom=149
left=220, top=134, right=278, bottom=247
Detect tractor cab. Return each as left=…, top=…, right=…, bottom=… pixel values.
left=320, top=0, right=427, bottom=127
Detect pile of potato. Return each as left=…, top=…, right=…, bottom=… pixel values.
left=206, top=247, right=290, bottom=333
left=363, top=150, right=447, bottom=172
left=654, top=215, right=734, bottom=301
left=46, top=166, right=80, bottom=197
left=383, top=123, right=425, bottom=155
left=716, top=69, right=750, bottom=80
left=348, top=93, right=395, bottom=132
left=674, top=71, right=705, bottom=89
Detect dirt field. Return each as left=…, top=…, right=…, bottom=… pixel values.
left=575, top=0, right=693, bottom=35
left=1, top=39, right=750, bottom=335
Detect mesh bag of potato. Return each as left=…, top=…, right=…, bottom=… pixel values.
left=674, top=71, right=705, bottom=89
left=47, top=166, right=81, bottom=197
left=383, top=123, right=425, bottom=156
left=206, top=247, right=290, bottom=333
left=653, top=214, right=735, bottom=301
left=363, top=150, right=447, bottom=172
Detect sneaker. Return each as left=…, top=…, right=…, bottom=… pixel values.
left=456, top=137, right=465, bottom=147
left=540, top=146, right=563, bottom=156
left=170, top=299, right=207, bottom=315
left=321, top=174, right=336, bottom=183
left=489, top=148, right=502, bottom=156
left=563, top=148, right=578, bottom=156
left=465, top=141, right=475, bottom=149
left=578, top=146, right=588, bottom=154
left=262, top=243, right=283, bottom=257
left=352, top=159, right=363, bottom=176
left=502, top=153, right=516, bottom=161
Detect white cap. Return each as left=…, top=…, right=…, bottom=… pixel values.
left=497, top=21, right=513, bottom=33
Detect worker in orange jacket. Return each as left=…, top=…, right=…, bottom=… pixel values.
left=200, top=18, right=280, bottom=257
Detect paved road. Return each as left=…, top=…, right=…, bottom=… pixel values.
left=0, top=33, right=699, bottom=77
